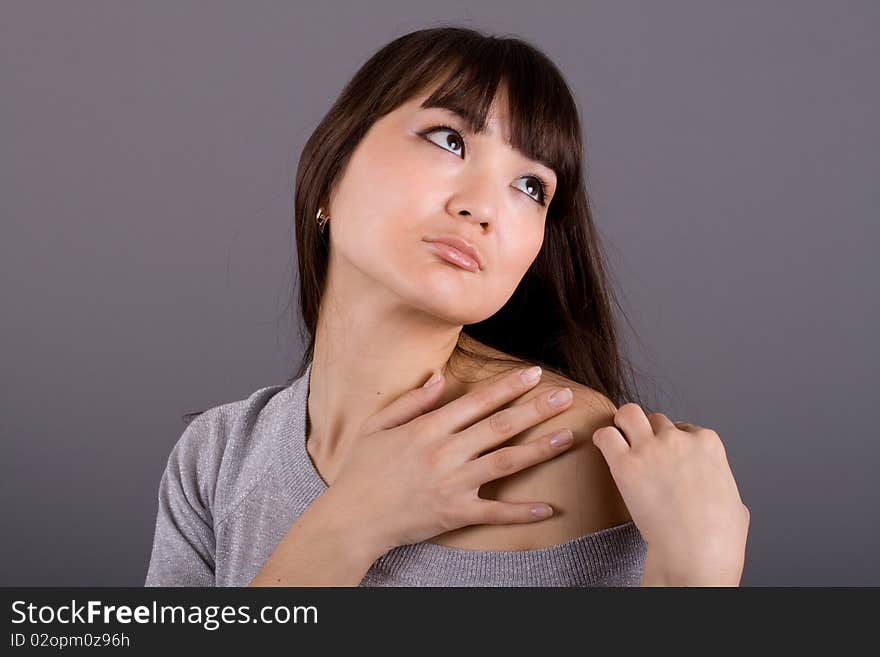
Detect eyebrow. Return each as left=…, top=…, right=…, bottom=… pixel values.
left=418, top=101, right=557, bottom=178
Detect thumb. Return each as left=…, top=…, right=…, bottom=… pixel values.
left=366, top=370, right=446, bottom=433
left=592, top=426, right=628, bottom=467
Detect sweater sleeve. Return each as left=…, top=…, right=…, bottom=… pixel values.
left=145, top=412, right=220, bottom=587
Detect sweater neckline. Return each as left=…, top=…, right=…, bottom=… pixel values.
left=275, top=358, right=645, bottom=585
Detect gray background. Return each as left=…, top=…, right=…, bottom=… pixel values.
left=1, top=1, right=877, bottom=586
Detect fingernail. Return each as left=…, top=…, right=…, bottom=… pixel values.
left=531, top=505, right=553, bottom=519
left=550, top=429, right=573, bottom=448
left=423, top=371, right=443, bottom=388
left=520, top=366, right=542, bottom=384
left=548, top=387, right=572, bottom=407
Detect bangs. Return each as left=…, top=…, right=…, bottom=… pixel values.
left=408, top=41, right=582, bottom=190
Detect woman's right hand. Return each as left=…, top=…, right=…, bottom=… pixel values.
left=323, top=365, right=576, bottom=556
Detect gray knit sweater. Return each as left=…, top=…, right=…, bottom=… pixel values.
left=145, top=360, right=647, bottom=586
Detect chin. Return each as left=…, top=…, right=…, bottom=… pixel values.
left=409, top=289, right=485, bottom=325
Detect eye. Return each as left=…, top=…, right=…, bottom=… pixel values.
left=420, top=124, right=550, bottom=206
left=422, top=124, right=465, bottom=157
left=517, top=176, right=549, bottom=205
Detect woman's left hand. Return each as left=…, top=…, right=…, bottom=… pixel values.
left=592, top=404, right=750, bottom=585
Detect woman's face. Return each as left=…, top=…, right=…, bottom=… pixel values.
left=325, top=83, right=557, bottom=325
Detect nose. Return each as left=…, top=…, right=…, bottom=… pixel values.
left=457, top=209, right=490, bottom=230
left=450, top=174, right=497, bottom=230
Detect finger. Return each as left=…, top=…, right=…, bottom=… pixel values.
left=455, top=385, right=574, bottom=458
left=646, top=410, right=676, bottom=434
left=463, top=428, right=574, bottom=486
left=613, top=403, right=654, bottom=446
left=592, top=425, right=630, bottom=465
left=673, top=420, right=701, bottom=432
left=470, top=499, right=555, bottom=526
left=420, top=365, right=546, bottom=434
left=366, top=370, right=447, bottom=433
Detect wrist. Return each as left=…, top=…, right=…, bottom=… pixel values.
left=640, top=545, right=744, bottom=587
left=312, top=485, right=397, bottom=563
left=248, top=487, right=391, bottom=587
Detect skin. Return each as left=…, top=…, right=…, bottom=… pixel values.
left=304, top=77, right=750, bottom=574
left=307, top=79, right=632, bottom=551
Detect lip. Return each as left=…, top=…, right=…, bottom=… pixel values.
left=423, top=236, right=483, bottom=271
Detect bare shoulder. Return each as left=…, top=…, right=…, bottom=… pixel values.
left=429, top=363, right=632, bottom=551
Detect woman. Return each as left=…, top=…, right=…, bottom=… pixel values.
left=145, top=26, right=749, bottom=587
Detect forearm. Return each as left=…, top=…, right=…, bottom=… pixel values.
left=639, top=546, right=743, bottom=587
left=248, top=488, right=388, bottom=587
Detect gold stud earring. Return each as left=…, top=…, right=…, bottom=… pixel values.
left=316, top=207, right=330, bottom=234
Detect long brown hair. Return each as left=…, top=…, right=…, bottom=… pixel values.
left=183, top=25, right=655, bottom=424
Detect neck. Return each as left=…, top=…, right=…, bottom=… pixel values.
left=305, top=297, right=473, bottom=475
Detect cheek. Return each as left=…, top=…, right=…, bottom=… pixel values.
left=507, top=225, right=545, bottom=275
left=335, top=128, right=425, bottom=210
left=348, top=166, right=433, bottom=242
left=473, top=226, right=543, bottom=306
left=330, top=158, right=421, bottom=249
